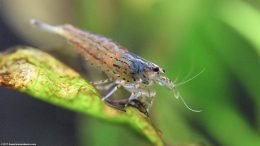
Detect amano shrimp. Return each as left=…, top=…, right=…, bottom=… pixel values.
left=30, top=19, right=201, bottom=116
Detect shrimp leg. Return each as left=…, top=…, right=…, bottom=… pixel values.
left=102, top=84, right=121, bottom=100
left=95, top=82, right=115, bottom=90
left=127, top=89, right=156, bottom=116
left=128, top=98, right=149, bottom=116
left=90, top=78, right=112, bottom=85
left=102, top=83, right=127, bottom=111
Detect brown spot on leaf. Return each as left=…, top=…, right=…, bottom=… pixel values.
left=0, top=72, right=15, bottom=88
left=104, top=105, right=120, bottom=117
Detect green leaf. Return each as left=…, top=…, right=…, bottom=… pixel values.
left=0, top=47, right=165, bottom=146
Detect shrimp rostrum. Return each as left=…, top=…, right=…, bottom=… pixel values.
left=31, top=19, right=201, bottom=116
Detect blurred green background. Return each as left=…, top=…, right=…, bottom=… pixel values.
left=0, top=0, right=259, bottom=146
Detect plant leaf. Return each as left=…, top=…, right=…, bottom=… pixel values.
left=0, top=47, right=165, bottom=146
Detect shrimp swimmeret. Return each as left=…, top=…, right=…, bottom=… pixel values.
left=30, top=19, right=201, bottom=116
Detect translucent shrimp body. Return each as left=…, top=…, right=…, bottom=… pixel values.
left=31, top=19, right=200, bottom=115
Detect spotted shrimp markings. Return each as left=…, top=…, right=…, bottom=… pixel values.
left=114, top=58, right=130, bottom=67
left=119, top=60, right=129, bottom=67
left=81, top=37, right=116, bottom=63
left=72, top=27, right=119, bottom=55
left=113, top=64, right=120, bottom=68
left=65, top=27, right=115, bottom=62
left=71, top=39, right=102, bottom=63
left=65, top=26, right=128, bottom=68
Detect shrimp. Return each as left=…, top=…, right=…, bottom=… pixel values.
left=30, top=19, right=201, bottom=116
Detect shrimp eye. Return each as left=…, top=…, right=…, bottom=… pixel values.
left=152, top=67, right=159, bottom=72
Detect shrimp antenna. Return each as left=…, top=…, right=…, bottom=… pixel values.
left=173, top=91, right=202, bottom=112
left=175, top=68, right=205, bottom=87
